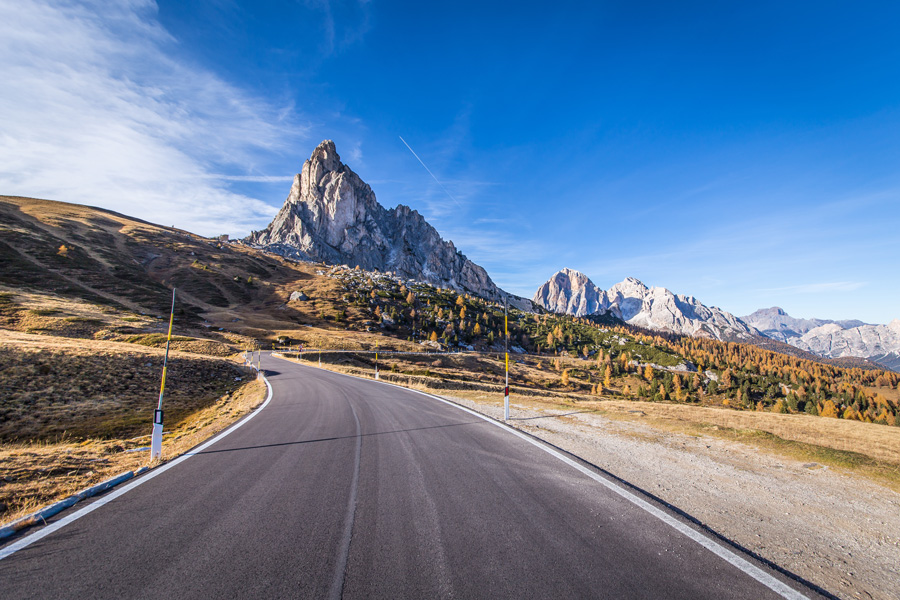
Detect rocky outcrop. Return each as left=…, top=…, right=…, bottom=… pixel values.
left=534, top=269, right=757, bottom=341
left=744, top=308, right=900, bottom=371
left=532, top=268, right=609, bottom=317
left=249, top=140, right=532, bottom=309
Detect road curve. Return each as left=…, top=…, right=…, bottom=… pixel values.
left=0, top=353, right=823, bottom=599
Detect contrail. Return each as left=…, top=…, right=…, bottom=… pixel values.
left=398, top=136, right=463, bottom=208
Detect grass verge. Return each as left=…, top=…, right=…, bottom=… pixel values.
left=0, top=378, right=267, bottom=526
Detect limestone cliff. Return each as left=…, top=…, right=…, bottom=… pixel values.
left=249, top=140, right=530, bottom=308
left=534, top=269, right=757, bottom=341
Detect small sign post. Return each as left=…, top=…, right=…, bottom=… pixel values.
left=150, top=288, right=176, bottom=460
left=504, top=295, right=510, bottom=421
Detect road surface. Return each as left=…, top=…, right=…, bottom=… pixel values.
left=0, top=353, right=823, bottom=599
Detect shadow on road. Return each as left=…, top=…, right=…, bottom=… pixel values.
left=195, top=420, right=487, bottom=455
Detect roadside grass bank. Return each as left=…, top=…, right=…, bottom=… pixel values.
left=0, top=330, right=268, bottom=526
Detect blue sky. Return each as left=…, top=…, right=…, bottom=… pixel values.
left=2, top=1, right=899, bottom=323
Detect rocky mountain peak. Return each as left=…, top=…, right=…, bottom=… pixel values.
left=532, top=268, right=608, bottom=318
left=310, top=139, right=340, bottom=170
left=248, top=140, right=533, bottom=309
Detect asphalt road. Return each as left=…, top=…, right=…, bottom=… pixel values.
left=0, top=354, right=823, bottom=599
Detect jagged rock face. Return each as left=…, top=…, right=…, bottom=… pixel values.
left=606, top=277, right=757, bottom=341
left=250, top=140, right=519, bottom=305
left=532, top=268, right=609, bottom=317
left=792, top=320, right=900, bottom=371
left=741, top=307, right=867, bottom=342
left=534, top=269, right=757, bottom=341
left=744, top=308, right=900, bottom=371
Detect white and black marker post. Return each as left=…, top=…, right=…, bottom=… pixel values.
left=150, top=288, right=176, bottom=460
left=375, top=341, right=379, bottom=380
left=504, top=295, right=510, bottom=421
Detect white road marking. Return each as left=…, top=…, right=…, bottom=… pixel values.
left=0, top=376, right=274, bottom=561
left=293, top=359, right=811, bottom=600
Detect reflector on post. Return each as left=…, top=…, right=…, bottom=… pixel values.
left=150, top=288, right=176, bottom=461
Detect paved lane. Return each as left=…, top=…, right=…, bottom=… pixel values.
left=0, top=354, right=822, bottom=599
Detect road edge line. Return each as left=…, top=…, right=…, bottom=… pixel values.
left=288, top=359, right=811, bottom=600
left=0, top=375, right=274, bottom=562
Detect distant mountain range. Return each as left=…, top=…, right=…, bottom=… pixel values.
left=247, top=140, right=533, bottom=310
left=740, top=307, right=867, bottom=341
left=742, top=308, right=900, bottom=372
left=533, top=268, right=900, bottom=371
left=532, top=268, right=756, bottom=341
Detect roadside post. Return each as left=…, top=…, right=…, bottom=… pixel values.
left=375, top=342, right=379, bottom=380
left=150, top=288, right=176, bottom=460
left=504, top=295, right=510, bottom=421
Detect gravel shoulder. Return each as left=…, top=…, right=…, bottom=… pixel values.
left=444, top=393, right=900, bottom=600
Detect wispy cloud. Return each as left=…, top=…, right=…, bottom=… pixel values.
left=757, top=282, right=868, bottom=294
left=0, top=0, right=307, bottom=236
left=210, top=175, right=296, bottom=183
left=304, top=0, right=372, bottom=57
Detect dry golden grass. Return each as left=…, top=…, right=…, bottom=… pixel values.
left=596, top=399, right=900, bottom=465
left=0, top=330, right=251, bottom=441
left=0, top=287, right=242, bottom=357
left=0, top=327, right=271, bottom=525
left=0, top=378, right=266, bottom=525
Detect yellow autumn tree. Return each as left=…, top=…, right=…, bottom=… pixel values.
left=560, top=369, right=570, bottom=386
left=429, top=331, right=438, bottom=343
left=820, top=400, right=838, bottom=418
